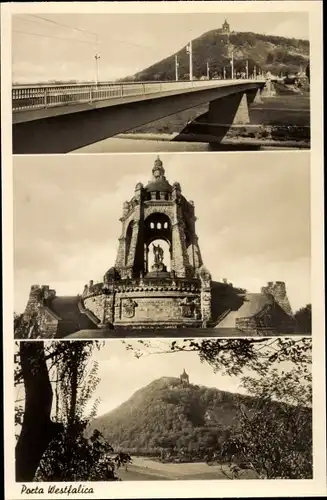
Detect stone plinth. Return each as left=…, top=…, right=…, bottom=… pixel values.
left=82, top=276, right=206, bottom=329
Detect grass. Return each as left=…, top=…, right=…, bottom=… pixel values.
left=117, top=456, right=258, bottom=481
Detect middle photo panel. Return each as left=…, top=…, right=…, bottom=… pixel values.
left=13, top=152, right=311, bottom=339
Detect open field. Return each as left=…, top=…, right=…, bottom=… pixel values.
left=116, top=456, right=258, bottom=481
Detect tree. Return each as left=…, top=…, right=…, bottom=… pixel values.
left=124, top=338, right=312, bottom=379
left=294, top=304, right=311, bottom=333
left=221, top=365, right=312, bottom=479
left=15, top=337, right=312, bottom=480
left=15, top=342, right=64, bottom=481
left=15, top=340, right=123, bottom=481
left=305, top=64, right=310, bottom=82
left=123, top=337, right=312, bottom=477
left=14, top=312, right=40, bottom=339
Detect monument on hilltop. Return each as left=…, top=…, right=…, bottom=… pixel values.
left=180, top=369, right=190, bottom=387
left=222, top=19, right=230, bottom=34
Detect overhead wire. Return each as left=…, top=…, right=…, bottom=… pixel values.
left=15, top=13, right=161, bottom=52
left=12, top=30, right=99, bottom=46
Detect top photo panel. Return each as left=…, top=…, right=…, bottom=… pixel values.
left=12, top=11, right=310, bottom=154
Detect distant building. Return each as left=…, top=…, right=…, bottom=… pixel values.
left=222, top=19, right=230, bottom=33
left=180, top=369, right=190, bottom=387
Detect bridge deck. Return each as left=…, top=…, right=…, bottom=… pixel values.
left=12, top=79, right=265, bottom=123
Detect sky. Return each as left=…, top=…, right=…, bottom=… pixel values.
left=13, top=152, right=311, bottom=314
left=12, top=12, right=309, bottom=83
left=60, top=339, right=311, bottom=416
left=15, top=338, right=310, bottom=417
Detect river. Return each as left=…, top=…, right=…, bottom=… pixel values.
left=71, top=134, right=307, bottom=154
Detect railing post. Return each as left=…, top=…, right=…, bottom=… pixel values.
left=121, top=85, right=123, bottom=98
left=44, top=88, right=48, bottom=109
left=142, top=83, right=145, bottom=95
left=89, top=86, right=92, bottom=103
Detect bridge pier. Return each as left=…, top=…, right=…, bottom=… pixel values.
left=208, top=91, right=251, bottom=126
left=261, top=80, right=276, bottom=97
left=174, top=88, right=263, bottom=144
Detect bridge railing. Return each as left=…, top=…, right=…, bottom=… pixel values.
left=12, top=78, right=264, bottom=112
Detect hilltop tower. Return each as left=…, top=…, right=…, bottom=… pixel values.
left=180, top=369, right=190, bottom=386
left=222, top=19, right=230, bottom=34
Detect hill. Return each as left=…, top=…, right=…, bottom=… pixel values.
left=89, top=376, right=310, bottom=462
left=133, top=30, right=309, bottom=81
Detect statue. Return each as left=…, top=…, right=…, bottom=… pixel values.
left=150, top=243, right=167, bottom=273
left=153, top=243, right=164, bottom=265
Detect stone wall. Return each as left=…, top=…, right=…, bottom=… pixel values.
left=83, top=295, right=106, bottom=322
left=113, top=290, right=202, bottom=327
left=39, top=309, right=59, bottom=338
left=261, top=281, right=293, bottom=316
left=22, top=285, right=58, bottom=338
left=236, top=301, right=295, bottom=335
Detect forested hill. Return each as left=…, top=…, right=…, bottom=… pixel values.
left=89, top=377, right=303, bottom=457
left=133, top=30, right=309, bottom=81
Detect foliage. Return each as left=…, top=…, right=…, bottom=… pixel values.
left=35, top=425, right=118, bottom=481
left=124, top=337, right=312, bottom=378
left=15, top=341, right=124, bottom=481
left=90, top=338, right=312, bottom=478
left=134, top=29, right=309, bottom=81
left=306, top=64, right=310, bottom=82
left=90, top=376, right=242, bottom=459
left=15, top=337, right=312, bottom=480
left=294, top=304, right=312, bottom=333
left=222, top=373, right=312, bottom=479
left=217, top=339, right=312, bottom=478
left=14, top=312, right=40, bottom=339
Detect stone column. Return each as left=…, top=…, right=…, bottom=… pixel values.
left=126, top=220, right=140, bottom=269
left=201, top=289, right=212, bottom=325
left=115, top=235, right=126, bottom=269
left=171, top=221, right=192, bottom=278
left=199, top=267, right=212, bottom=325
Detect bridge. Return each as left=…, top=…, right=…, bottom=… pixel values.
left=12, top=78, right=269, bottom=154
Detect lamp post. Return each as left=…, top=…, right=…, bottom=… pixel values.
left=95, top=53, right=100, bottom=86
left=186, top=41, right=193, bottom=81
left=175, top=55, right=179, bottom=81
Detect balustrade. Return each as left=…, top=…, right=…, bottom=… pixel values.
left=12, top=78, right=264, bottom=112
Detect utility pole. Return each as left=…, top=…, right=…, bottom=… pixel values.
left=245, top=59, right=249, bottom=79
left=95, top=52, right=100, bottom=86
left=175, top=55, right=179, bottom=81
left=206, top=61, right=210, bottom=80
left=186, top=41, right=193, bottom=81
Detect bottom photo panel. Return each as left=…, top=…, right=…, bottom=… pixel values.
left=15, top=337, right=312, bottom=482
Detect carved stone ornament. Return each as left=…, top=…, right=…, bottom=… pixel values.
left=180, top=297, right=195, bottom=318
left=122, top=298, right=137, bottom=318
